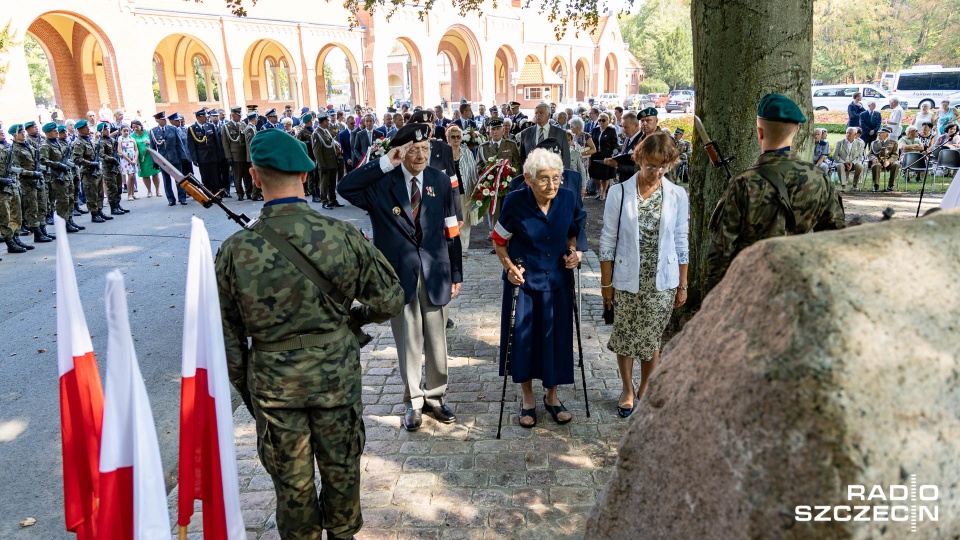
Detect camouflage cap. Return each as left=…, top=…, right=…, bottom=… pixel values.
left=250, top=129, right=315, bottom=173
left=42, top=122, right=58, bottom=133
left=757, top=93, right=806, bottom=123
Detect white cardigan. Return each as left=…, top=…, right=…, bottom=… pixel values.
left=599, top=177, right=690, bottom=292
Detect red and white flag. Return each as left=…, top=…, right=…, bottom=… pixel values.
left=98, top=270, right=170, bottom=539
left=55, top=215, right=104, bottom=540
left=177, top=217, right=245, bottom=538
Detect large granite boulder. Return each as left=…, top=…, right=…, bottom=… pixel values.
left=586, top=209, right=960, bottom=539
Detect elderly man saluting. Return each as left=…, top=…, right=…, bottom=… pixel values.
left=339, top=123, right=464, bottom=431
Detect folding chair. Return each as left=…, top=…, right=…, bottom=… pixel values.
left=902, top=152, right=927, bottom=189
left=937, top=149, right=960, bottom=189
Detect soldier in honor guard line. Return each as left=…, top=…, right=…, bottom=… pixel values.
left=705, top=93, right=846, bottom=291
left=72, top=120, right=111, bottom=223
left=98, top=122, right=128, bottom=216
left=187, top=109, right=224, bottom=195
left=296, top=112, right=320, bottom=201
left=1, top=126, right=33, bottom=255
left=39, top=122, right=82, bottom=233
left=312, top=112, right=343, bottom=209
left=56, top=125, right=84, bottom=221
left=243, top=111, right=263, bottom=201
left=12, top=122, right=54, bottom=243
left=222, top=106, right=252, bottom=201
left=508, top=101, right=527, bottom=137
left=216, top=128, right=404, bottom=540
left=149, top=111, right=189, bottom=206
left=262, top=108, right=282, bottom=130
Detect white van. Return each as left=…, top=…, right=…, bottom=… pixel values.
left=812, top=84, right=900, bottom=111
left=891, top=66, right=960, bottom=109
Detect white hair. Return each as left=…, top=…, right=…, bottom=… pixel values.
left=890, top=97, right=900, bottom=105
left=523, top=148, right=563, bottom=179
left=846, top=126, right=857, bottom=135
left=568, top=116, right=584, bottom=130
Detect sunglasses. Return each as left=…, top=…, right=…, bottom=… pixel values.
left=450, top=135, right=462, bottom=140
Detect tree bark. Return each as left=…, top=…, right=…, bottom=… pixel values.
left=687, top=0, right=814, bottom=309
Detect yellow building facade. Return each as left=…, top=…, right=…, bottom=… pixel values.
left=0, top=0, right=641, bottom=122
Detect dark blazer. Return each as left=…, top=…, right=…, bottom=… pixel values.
left=352, top=129, right=384, bottom=164
left=589, top=126, right=619, bottom=181
left=518, top=123, right=571, bottom=169
left=847, top=101, right=864, bottom=127
left=508, top=169, right=588, bottom=251
left=610, top=131, right=643, bottom=181
left=187, top=121, right=221, bottom=164
left=452, top=118, right=477, bottom=130
left=859, top=110, right=882, bottom=144
left=338, top=160, right=464, bottom=306
left=338, top=128, right=354, bottom=169
left=149, top=124, right=184, bottom=163
left=429, top=140, right=462, bottom=218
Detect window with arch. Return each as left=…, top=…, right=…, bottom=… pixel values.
left=278, top=59, right=291, bottom=100
left=265, top=58, right=277, bottom=101
left=152, top=56, right=167, bottom=103
left=193, top=55, right=209, bottom=102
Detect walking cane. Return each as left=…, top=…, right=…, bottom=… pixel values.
left=497, top=258, right=523, bottom=440
left=569, top=251, right=590, bottom=418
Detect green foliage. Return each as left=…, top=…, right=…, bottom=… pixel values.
left=193, top=56, right=208, bottom=102
left=620, top=0, right=692, bottom=90
left=24, top=34, right=54, bottom=106
left=0, top=20, right=17, bottom=87
left=813, top=0, right=960, bottom=84
left=638, top=78, right=669, bottom=94
left=152, top=58, right=163, bottom=103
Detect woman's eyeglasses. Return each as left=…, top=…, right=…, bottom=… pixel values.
left=450, top=135, right=462, bottom=140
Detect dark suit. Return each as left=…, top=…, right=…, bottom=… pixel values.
left=187, top=121, right=223, bottom=192
left=452, top=118, right=477, bottom=130
left=352, top=129, right=384, bottom=165
left=338, top=128, right=355, bottom=171
left=609, top=131, right=643, bottom=182
left=149, top=124, right=187, bottom=204
left=847, top=101, right=864, bottom=127
left=338, top=158, right=463, bottom=410
left=859, top=109, right=882, bottom=145
left=518, top=123, right=571, bottom=169
left=429, top=140, right=462, bottom=219
left=508, top=169, right=588, bottom=251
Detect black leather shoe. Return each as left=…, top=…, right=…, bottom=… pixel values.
left=168, top=202, right=176, bottom=206
left=68, top=218, right=85, bottom=231
left=13, top=235, right=34, bottom=250
left=312, top=196, right=322, bottom=203
left=424, top=402, right=456, bottom=424
left=403, top=408, right=423, bottom=431
left=332, top=202, right=345, bottom=208
left=180, top=200, right=188, bottom=205
left=446, top=318, right=455, bottom=329
left=322, top=204, right=334, bottom=209
left=254, top=196, right=264, bottom=201
left=92, top=213, right=105, bottom=223
left=222, top=193, right=232, bottom=198
left=111, top=206, right=125, bottom=215
left=98, top=210, right=114, bottom=221
left=237, top=195, right=245, bottom=201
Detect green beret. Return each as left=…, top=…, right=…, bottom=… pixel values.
left=96, top=122, right=108, bottom=132
left=75, top=120, right=88, bottom=130
left=249, top=129, right=315, bottom=173
left=42, top=122, right=58, bottom=133
left=7, top=124, right=23, bottom=135
left=24, top=121, right=36, bottom=129
left=57, top=125, right=66, bottom=132
left=757, top=93, right=806, bottom=123
left=638, top=107, right=658, bottom=119
left=301, top=113, right=314, bottom=123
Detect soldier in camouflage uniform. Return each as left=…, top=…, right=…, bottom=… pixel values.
left=98, top=122, right=127, bottom=216
left=706, top=94, right=845, bottom=290
left=216, top=129, right=404, bottom=540
left=57, top=125, right=85, bottom=225
left=39, top=122, right=81, bottom=233
left=868, top=126, right=900, bottom=192
left=1, top=127, right=31, bottom=255
left=12, top=123, right=54, bottom=243
left=73, top=120, right=111, bottom=223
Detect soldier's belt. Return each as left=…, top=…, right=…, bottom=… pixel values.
left=251, top=325, right=352, bottom=352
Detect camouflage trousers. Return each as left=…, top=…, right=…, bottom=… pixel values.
left=52, top=176, right=75, bottom=219
left=104, top=170, right=121, bottom=206
left=82, top=171, right=104, bottom=213
left=306, top=169, right=320, bottom=199
left=0, top=188, right=20, bottom=238
left=253, top=399, right=365, bottom=540
left=20, top=180, right=48, bottom=229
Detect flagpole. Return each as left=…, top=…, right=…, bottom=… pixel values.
left=179, top=525, right=188, bottom=540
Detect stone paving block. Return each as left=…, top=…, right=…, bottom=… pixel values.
left=440, top=528, right=485, bottom=540
left=398, top=529, right=441, bottom=540
left=487, top=472, right=527, bottom=488
left=401, top=505, right=447, bottom=527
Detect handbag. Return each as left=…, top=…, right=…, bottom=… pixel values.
left=603, top=183, right=626, bottom=325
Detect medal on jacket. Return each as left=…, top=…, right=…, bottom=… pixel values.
left=392, top=206, right=401, bottom=215
left=425, top=186, right=435, bottom=197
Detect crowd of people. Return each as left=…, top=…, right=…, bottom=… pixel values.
left=821, top=94, right=960, bottom=192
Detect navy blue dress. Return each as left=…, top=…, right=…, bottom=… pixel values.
left=496, top=187, right=585, bottom=388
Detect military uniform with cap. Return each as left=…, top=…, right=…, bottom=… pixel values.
left=150, top=112, right=189, bottom=205
left=706, top=93, right=846, bottom=290
left=243, top=112, right=263, bottom=200
left=261, top=108, right=281, bottom=131
left=96, top=122, right=126, bottom=215
left=186, top=109, right=225, bottom=195
left=1, top=126, right=30, bottom=254
left=310, top=113, right=342, bottom=207
left=296, top=113, right=321, bottom=201
left=12, top=124, right=52, bottom=241
left=39, top=122, right=79, bottom=232
left=222, top=106, right=253, bottom=200
left=669, top=128, right=691, bottom=183
left=72, top=120, right=109, bottom=221
left=216, top=128, right=403, bottom=540
left=868, top=127, right=900, bottom=192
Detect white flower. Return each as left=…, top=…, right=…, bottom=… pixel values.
left=487, top=174, right=494, bottom=180
left=482, top=188, right=491, bottom=196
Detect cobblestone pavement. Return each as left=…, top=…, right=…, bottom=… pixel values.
left=168, top=250, right=626, bottom=540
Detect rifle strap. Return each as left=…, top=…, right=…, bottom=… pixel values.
left=754, top=168, right=798, bottom=233
left=251, top=219, right=348, bottom=306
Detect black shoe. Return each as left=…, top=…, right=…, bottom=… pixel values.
left=75, top=204, right=89, bottom=215
left=332, top=202, right=345, bottom=208
left=13, top=235, right=34, bottom=250
left=254, top=196, right=264, bottom=201
left=180, top=201, right=188, bottom=205
left=68, top=218, right=85, bottom=231
left=65, top=221, right=80, bottom=233
left=40, top=225, right=55, bottom=240
left=111, top=206, right=125, bottom=216
left=312, top=196, right=322, bottom=203
left=616, top=405, right=634, bottom=418
left=116, top=205, right=129, bottom=213
left=446, top=318, right=455, bottom=329
left=5, top=238, right=27, bottom=254
left=98, top=210, right=114, bottom=221
left=322, top=204, right=334, bottom=209
left=45, top=216, right=55, bottom=226
left=543, top=395, right=572, bottom=424
left=873, top=186, right=879, bottom=193
left=884, top=187, right=894, bottom=192
left=72, top=209, right=81, bottom=217
left=20, top=227, right=31, bottom=236
left=33, top=228, right=53, bottom=243
left=223, top=193, right=232, bottom=198
left=403, top=408, right=423, bottom=431
left=168, top=202, right=176, bottom=206
left=237, top=195, right=245, bottom=201
left=423, top=402, right=456, bottom=424
left=489, top=248, right=496, bottom=254
left=92, top=213, right=106, bottom=223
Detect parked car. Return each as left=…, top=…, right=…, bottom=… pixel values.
left=811, top=84, right=905, bottom=111
left=624, top=94, right=656, bottom=110
left=665, top=91, right=695, bottom=113
left=647, top=93, right=669, bottom=107
left=595, top=93, right=622, bottom=108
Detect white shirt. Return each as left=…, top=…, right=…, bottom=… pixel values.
left=378, top=155, right=421, bottom=202
left=888, top=106, right=904, bottom=139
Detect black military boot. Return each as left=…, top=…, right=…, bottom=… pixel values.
left=64, top=220, right=80, bottom=233
left=5, top=237, right=27, bottom=254
left=110, top=204, right=124, bottom=216
left=12, top=234, right=34, bottom=250
left=92, top=212, right=105, bottom=223
left=33, top=227, right=53, bottom=243
left=75, top=203, right=88, bottom=215
left=98, top=210, right=114, bottom=221
left=40, top=225, right=55, bottom=240
left=20, top=226, right=31, bottom=236
left=68, top=217, right=85, bottom=231
left=45, top=212, right=55, bottom=225
left=116, top=203, right=129, bottom=213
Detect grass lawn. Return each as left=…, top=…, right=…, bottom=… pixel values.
left=822, top=133, right=952, bottom=193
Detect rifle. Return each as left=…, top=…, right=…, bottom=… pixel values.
left=146, top=148, right=250, bottom=228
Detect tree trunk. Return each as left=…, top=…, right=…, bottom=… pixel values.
left=686, top=0, right=814, bottom=309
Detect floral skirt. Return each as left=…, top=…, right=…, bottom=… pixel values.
left=607, top=257, right=675, bottom=361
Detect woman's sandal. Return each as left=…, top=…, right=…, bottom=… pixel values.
left=519, top=406, right=537, bottom=428
left=543, top=395, right=572, bottom=424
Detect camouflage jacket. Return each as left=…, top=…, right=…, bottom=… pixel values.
left=39, top=138, right=66, bottom=183
left=675, top=138, right=692, bottom=160
left=0, top=144, right=16, bottom=193
left=73, top=136, right=100, bottom=176
left=12, top=142, right=39, bottom=183
left=242, top=122, right=257, bottom=163
left=97, top=136, right=120, bottom=174
left=706, top=150, right=846, bottom=289
left=216, top=202, right=404, bottom=408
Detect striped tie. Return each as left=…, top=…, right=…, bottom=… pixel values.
left=411, top=176, right=422, bottom=244
left=537, top=126, right=545, bottom=144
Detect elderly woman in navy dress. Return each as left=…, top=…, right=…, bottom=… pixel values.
left=491, top=149, right=586, bottom=427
